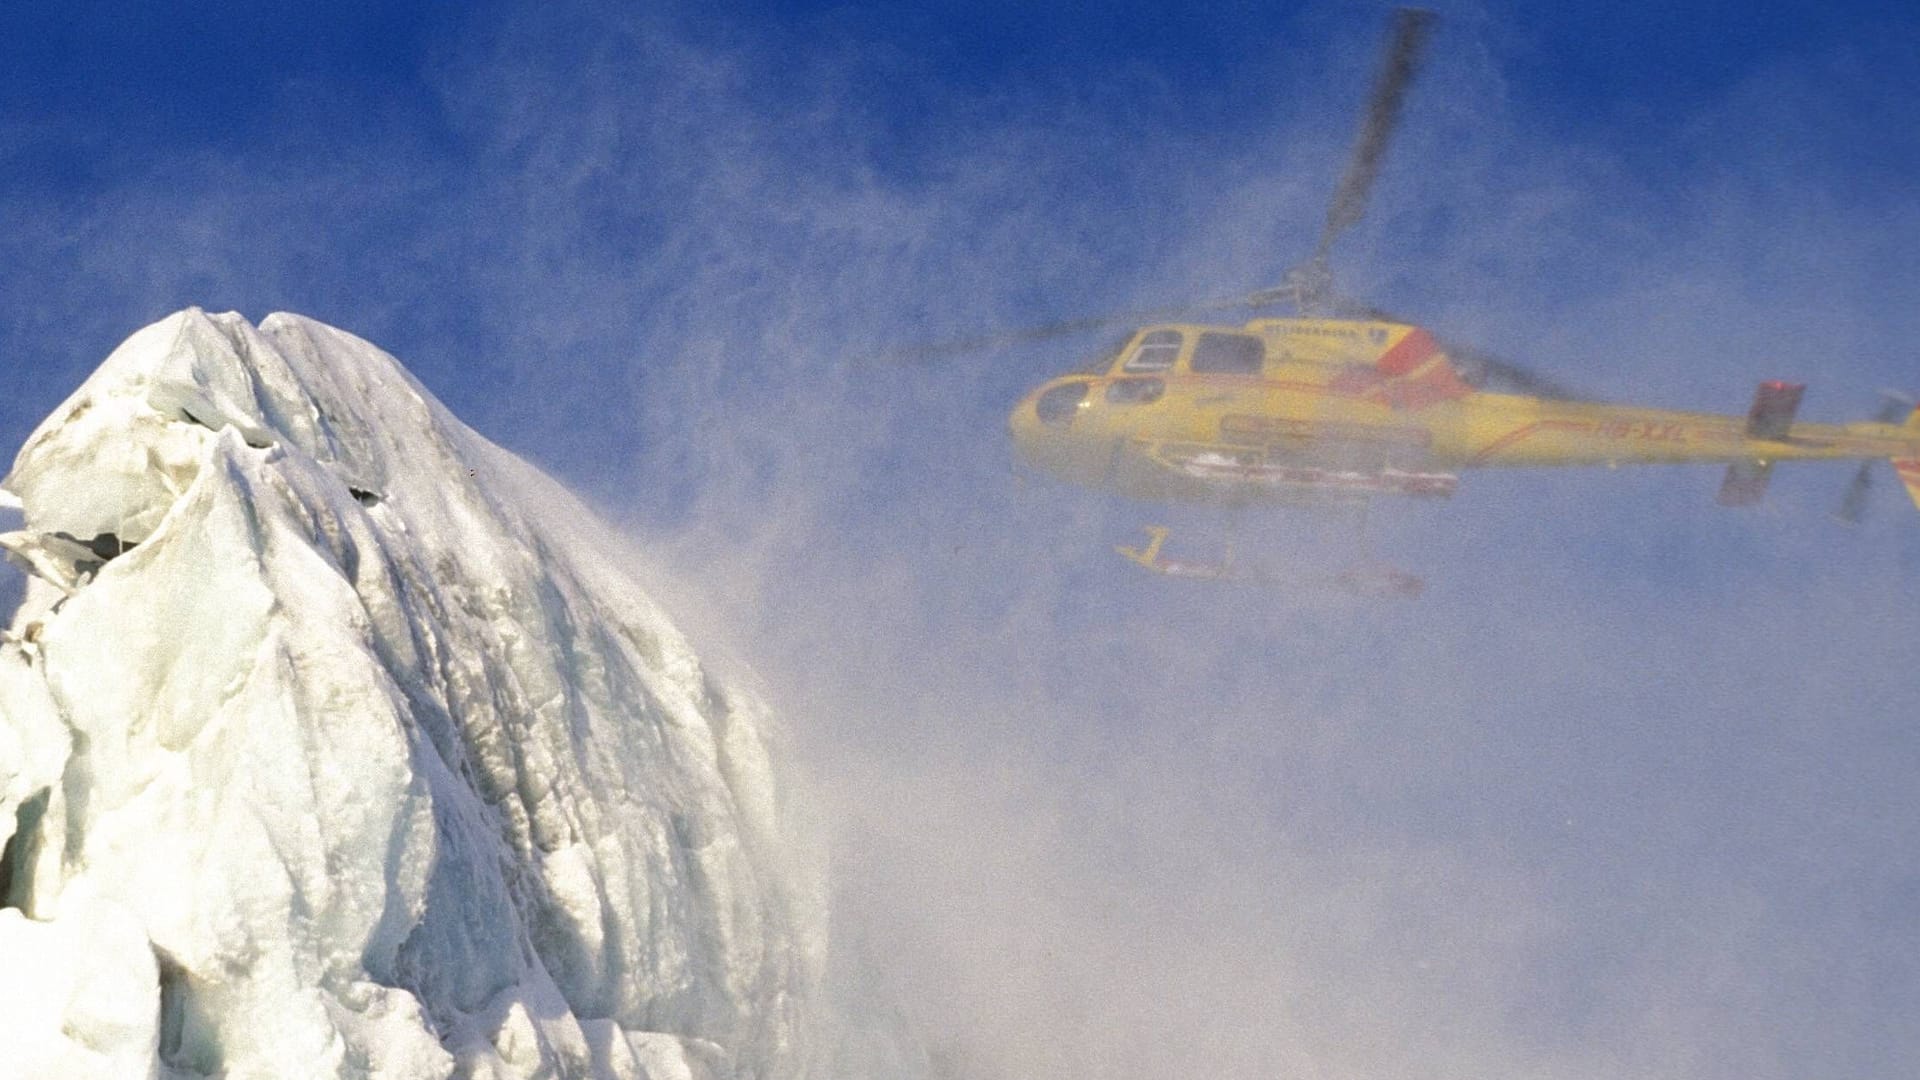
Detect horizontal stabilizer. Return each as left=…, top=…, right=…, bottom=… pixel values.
left=1717, top=459, right=1774, bottom=507
left=1745, top=380, right=1805, bottom=440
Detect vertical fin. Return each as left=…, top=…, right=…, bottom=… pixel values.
left=1745, top=380, right=1804, bottom=440
left=1894, top=459, right=1920, bottom=512
left=1721, top=381, right=1805, bottom=508
left=1894, top=402, right=1920, bottom=513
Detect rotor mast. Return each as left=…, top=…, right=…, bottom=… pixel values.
left=1269, top=7, right=1437, bottom=314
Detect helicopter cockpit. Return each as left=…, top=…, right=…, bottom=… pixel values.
left=1084, top=325, right=1270, bottom=380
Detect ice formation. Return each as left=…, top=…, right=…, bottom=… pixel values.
left=0, top=310, right=820, bottom=1079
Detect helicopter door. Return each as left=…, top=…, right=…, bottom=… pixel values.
left=1184, top=332, right=1268, bottom=436
left=1136, top=330, right=1269, bottom=468
left=1188, top=332, right=1263, bottom=377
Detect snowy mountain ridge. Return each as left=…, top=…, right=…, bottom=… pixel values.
left=0, top=309, right=820, bottom=1079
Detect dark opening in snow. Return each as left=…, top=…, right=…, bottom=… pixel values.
left=0, top=788, right=50, bottom=912
left=53, top=531, right=135, bottom=563
left=179, top=408, right=272, bottom=449
left=0, top=499, right=21, bottom=619
left=348, top=487, right=383, bottom=507
left=155, top=944, right=219, bottom=1072
left=156, top=946, right=188, bottom=1064
left=0, top=560, right=21, bottom=624
left=44, top=532, right=135, bottom=584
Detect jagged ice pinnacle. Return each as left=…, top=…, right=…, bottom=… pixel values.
left=0, top=310, right=821, bottom=1079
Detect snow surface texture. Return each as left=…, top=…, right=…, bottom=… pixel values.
left=0, top=310, right=821, bottom=1080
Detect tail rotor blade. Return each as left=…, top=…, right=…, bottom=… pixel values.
left=1831, top=395, right=1912, bottom=524
left=1872, top=394, right=1914, bottom=425
left=1836, top=462, right=1875, bottom=525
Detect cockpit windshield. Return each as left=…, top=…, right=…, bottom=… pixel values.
left=1121, top=329, right=1183, bottom=373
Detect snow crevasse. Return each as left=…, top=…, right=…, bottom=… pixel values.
left=0, top=309, right=820, bottom=1080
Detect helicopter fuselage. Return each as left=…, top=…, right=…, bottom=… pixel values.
left=1009, top=318, right=1920, bottom=506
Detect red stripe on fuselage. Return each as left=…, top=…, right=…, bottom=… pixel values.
left=1376, top=328, right=1440, bottom=376
left=1467, top=420, right=1594, bottom=464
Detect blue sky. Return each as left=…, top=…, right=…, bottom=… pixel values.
left=5, top=3, right=1920, bottom=1078
left=3, top=2, right=1918, bottom=475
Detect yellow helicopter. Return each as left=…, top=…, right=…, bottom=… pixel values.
left=975, top=9, right=1920, bottom=593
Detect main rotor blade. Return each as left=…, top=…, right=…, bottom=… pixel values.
left=1339, top=298, right=1590, bottom=400
left=877, top=293, right=1259, bottom=365
left=1445, top=341, right=1590, bottom=401
left=1314, top=8, right=1437, bottom=267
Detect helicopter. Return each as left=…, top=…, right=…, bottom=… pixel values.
left=964, top=8, right=1920, bottom=593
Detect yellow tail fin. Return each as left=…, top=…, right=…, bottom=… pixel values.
left=1895, top=459, right=1920, bottom=511
left=1895, top=405, right=1920, bottom=511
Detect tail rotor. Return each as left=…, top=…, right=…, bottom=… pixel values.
left=1833, top=393, right=1916, bottom=524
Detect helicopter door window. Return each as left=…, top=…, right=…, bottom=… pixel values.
left=1190, top=332, right=1264, bottom=376
left=1121, top=330, right=1183, bottom=373
left=1106, top=377, right=1165, bottom=404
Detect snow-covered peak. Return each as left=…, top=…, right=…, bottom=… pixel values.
left=0, top=309, right=819, bottom=1079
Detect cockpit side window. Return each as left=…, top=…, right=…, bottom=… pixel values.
left=1122, top=329, right=1183, bottom=373
left=1189, top=332, right=1265, bottom=375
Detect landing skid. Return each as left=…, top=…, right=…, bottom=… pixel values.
left=1113, top=526, right=1424, bottom=597
left=1149, top=446, right=1459, bottom=500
